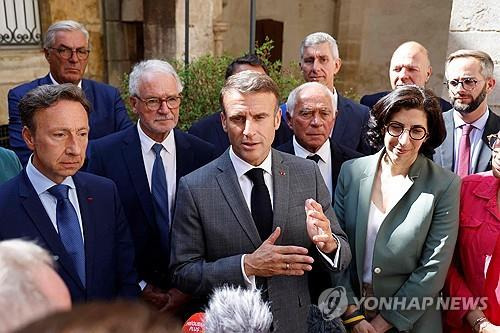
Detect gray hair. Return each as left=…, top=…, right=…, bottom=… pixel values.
left=220, top=71, right=280, bottom=114
left=286, top=82, right=336, bottom=117
left=18, top=84, right=90, bottom=132
left=43, top=20, right=89, bottom=49
left=300, top=32, right=340, bottom=60
left=0, top=239, right=57, bottom=332
left=204, top=286, right=273, bottom=333
left=446, top=49, right=494, bottom=79
left=128, top=59, right=183, bottom=97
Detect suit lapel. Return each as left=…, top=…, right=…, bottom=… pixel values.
left=477, top=111, right=500, bottom=171
left=19, top=171, right=85, bottom=290
left=215, top=152, right=262, bottom=248
left=271, top=150, right=289, bottom=244
left=332, top=95, right=348, bottom=143
left=330, top=139, right=344, bottom=199
left=174, top=129, right=194, bottom=184
left=81, top=79, right=95, bottom=113
left=440, top=111, right=455, bottom=170
left=73, top=173, right=95, bottom=291
left=122, top=126, right=156, bottom=227
left=354, top=152, right=381, bottom=286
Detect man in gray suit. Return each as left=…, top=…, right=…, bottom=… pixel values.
left=170, top=71, right=351, bottom=332
left=434, top=49, right=499, bottom=176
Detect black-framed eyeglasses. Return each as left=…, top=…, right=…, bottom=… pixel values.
left=487, top=134, right=500, bottom=150
left=48, top=47, right=91, bottom=60
left=385, top=121, right=428, bottom=140
left=444, top=78, right=483, bottom=91
left=134, top=95, right=182, bottom=111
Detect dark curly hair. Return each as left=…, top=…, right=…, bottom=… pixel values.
left=366, top=85, right=446, bottom=157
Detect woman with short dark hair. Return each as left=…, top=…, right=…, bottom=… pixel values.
left=334, top=85, right=460, bottom=332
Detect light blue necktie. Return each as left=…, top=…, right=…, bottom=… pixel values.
left=151, top=144, right=170, bottom=257
left=48, top=184, right=86, bottom=287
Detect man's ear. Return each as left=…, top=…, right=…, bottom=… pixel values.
left=333, top=58, right=342, bottom=75
left=220, top=111, right=228, bottom=133
left=486, top=77, right=496, bottom=93
left=426, top=65, right=433, bottom=83
left=22, top=126, right=35, bottom=151
left=274, top=108, right=282, bottom=130
left=129, top=96, right=139, bottom=115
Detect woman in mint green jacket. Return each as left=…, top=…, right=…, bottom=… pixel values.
left=334, top=86, right=460, bottom=333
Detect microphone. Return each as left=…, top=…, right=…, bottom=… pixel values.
left=182, top=312, right=205, bottom=332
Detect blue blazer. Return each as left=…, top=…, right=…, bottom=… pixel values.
left=189, top=110, right=293, bottom=157
left=280, top=94, right=371, bottom=154
left=8, top=74, right=133, bottom=165
left=0, top=170, right=140, bottom=302
left=87, top=126, right=215, bottom=288
left=360, top=90, right=452, bottom=112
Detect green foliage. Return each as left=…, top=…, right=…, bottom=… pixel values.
left=121, top=39, right=305, bottom=130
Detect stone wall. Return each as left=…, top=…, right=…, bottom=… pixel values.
left=445, top=0, right=500, bottom=113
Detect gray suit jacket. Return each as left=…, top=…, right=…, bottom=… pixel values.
left=433, top=109, right=500, bottom=173
left=170, top=149, right=351, bottom=332
left=334, top=151, right=460, bottom=332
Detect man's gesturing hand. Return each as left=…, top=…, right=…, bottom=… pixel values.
left=305, top=198, right=337, bottom=254
left=244, top=227, right=314, bottom=277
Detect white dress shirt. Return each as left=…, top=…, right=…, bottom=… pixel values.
left=293, top=136, right=333, bottom=197
left=26, top=156, right=84, bottom=240
left=137, top=121, right=177, bottom=222
left=49, top=72, right=82, bottom=88
left=452, top=109, right=489, bottom=174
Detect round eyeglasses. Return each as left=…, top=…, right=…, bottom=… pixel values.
left=445, top=78, right=483, bottom=92
left=135, top=96, right=182, bottom=111
left=487, top=134, right=500, bottom=150
left=48, top=47, right=90, bottom=60
left=385, top=122, right=428, bottom=141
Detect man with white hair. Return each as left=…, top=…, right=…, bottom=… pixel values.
left=0, top=239, right=71, bottom=332
left=8, top=20, right=132, bottom=165
left=360, top=41, right=452, bottom=112
left=88, top=59, right=215, bottom=311
left=282, top=32, right=370, bottom=154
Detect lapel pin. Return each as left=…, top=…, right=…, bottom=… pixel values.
left=279, top=170, right=286, bottom=176
left=87, top=197, right=94, bottom=202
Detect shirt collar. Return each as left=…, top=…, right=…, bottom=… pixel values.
left=229, top=147, right=273, bottom=179
left=292, top=136, right=330, bottom=163
left=453, top=108, right=490, bottom=130
left=49, top=72, right=82, bottom=89
left=26, top=155, right=76, bottom=195
left=137, top=120, right=176, bottom=155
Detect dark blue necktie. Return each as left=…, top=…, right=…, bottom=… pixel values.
left=48, top=184, right=86, bottom=286
left=151, top=143, right=170, bottom=257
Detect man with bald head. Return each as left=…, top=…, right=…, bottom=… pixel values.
left=360, top=41, right=452, bottom=112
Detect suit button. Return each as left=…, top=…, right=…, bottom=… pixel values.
left=373, top=267, right=382, bottom=274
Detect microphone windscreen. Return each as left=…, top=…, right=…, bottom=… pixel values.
left=182, top=312, right=205, bottom=332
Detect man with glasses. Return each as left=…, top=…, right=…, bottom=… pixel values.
left=87, top=60, right=214, bottom=315
left=8, top=20, right=132, bottom=165
left=433, top=50, right=499, bottom=176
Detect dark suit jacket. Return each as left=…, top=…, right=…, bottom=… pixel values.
left=360, top=90, right=453, bottom=112
left=433, top=109, right=500, bottom=173
left=188, top=110, right=293, bottom=157
left=170, top=149, right=351, bottom=332
left=8, top=74, right=133, bottom=165
left=280, top=94, right=371, bottom=154
left=0, top=170, right=140, bottom=302
left=0, top=147, right=22, bottom=185
left=276, top=138, right=362, bottom=198
left=87, top=126, right=215, bottom=288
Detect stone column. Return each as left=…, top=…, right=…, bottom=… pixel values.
left=213, top=21, right=229, bottom=57
left=446, top=0, right=500, bottom=113
left=143, top=0, right=176, bottom=60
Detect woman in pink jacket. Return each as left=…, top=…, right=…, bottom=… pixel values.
left=444, top=131, right=500, bottom=333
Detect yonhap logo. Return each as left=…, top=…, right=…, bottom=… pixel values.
left=318, top=286, right=348, bottom=320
